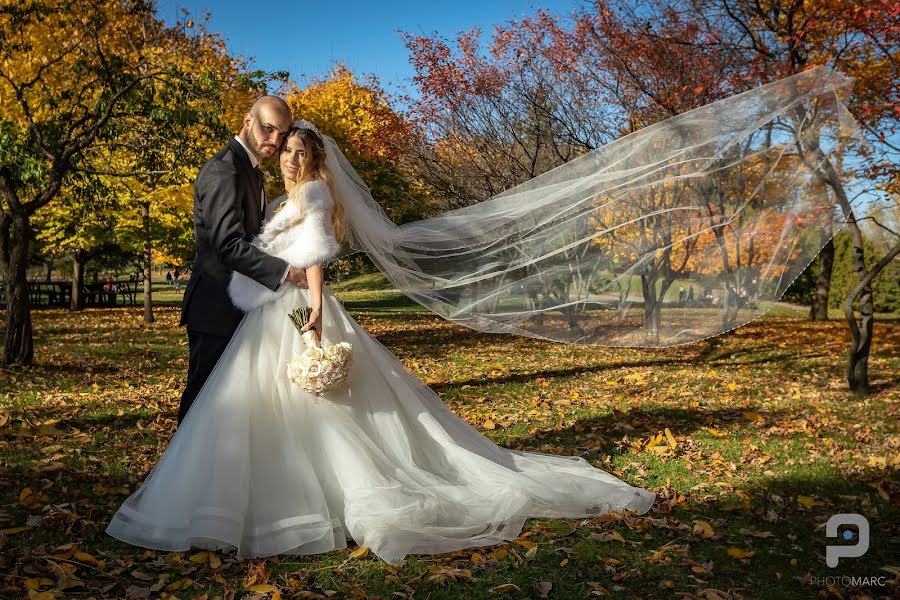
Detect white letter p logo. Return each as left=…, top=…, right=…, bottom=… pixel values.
left=826, top=513, right=869, bottom=568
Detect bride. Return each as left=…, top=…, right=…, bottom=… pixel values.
left=105, top=122, right=656, bottom=566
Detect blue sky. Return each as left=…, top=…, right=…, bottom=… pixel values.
left=158, top=0, right=580, bottom=96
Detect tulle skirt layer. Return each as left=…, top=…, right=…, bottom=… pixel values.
left=106, top=287, right=655, bottom=565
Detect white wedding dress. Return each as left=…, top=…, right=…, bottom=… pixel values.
left=106, top=180, right=656, bottom=566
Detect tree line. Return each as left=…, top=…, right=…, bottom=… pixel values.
left=1, top=0, right=896, bottom=396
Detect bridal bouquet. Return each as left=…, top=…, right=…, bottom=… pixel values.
left=286, top=307, right=353, bottom=396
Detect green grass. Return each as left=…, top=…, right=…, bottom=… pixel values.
left=0, top=293, right=897, bottom=599
left=329, top=272, right=393, bottom=292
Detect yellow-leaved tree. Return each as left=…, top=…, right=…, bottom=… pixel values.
left=0, top=0, right=264, bottom=354
left=284, top=65, right=430, bottom=227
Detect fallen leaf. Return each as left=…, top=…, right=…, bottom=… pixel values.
left=1, top=526, right=30, bottom=535
left=534, top=581, right=552, bottom=598
left=664, top=427, right=678, bottom=449
left=796, top=495, right=824, bottom=509
left=45, top=559, right=83, bottom=591
left=590, top=530, right=625, bottom=543
left=246, top=584, right=281, bottom=600
left=692, top=520, right=715, bottom=539
left=125, top=585, right=151, bottom=599
left=726, top=547, right=755, bottom=559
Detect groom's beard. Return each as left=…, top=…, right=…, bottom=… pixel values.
left=247, top=128, right=278, bottom=160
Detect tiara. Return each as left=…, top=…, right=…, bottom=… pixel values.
left=293, top=118, right=320, bottom=136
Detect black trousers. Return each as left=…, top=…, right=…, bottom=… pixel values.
left=177, top=329, right=233, bottom=425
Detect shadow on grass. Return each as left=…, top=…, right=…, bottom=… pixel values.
left=510, top=405, right=794, bottom=457
left=341, top=294, right=420, bottom=312
left=425, top=351, right=831, bottom=391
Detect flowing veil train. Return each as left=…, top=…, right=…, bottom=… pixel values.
left=336, top=65, right=864, bottom=346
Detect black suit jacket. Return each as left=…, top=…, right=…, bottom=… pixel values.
left=180, top=138, right=289, bottom=336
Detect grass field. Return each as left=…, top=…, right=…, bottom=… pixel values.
left=0, top=287, right=897, bottom=599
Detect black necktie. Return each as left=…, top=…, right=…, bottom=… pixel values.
left=253, top=166, right=264, bottom=213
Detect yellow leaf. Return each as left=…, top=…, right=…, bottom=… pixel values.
left=693, top=520, right=715, bottom=539
left=189, top=551, right=209, bottom=563
left=483, top=420, right=496, bottom=430
left=726, top=547, right=755, bottom=559
left=704, top=427, right=727, bottom=438
left=166, top=579, right=192, bottom=591
left=246, top=584, right=281, bottom=599
left=348, top=546, right=369, bottom=559
left=490, top=548, right=509, bottom=560
left=664, top=428, right=677, bottom=449
left=743, top=411, right=764, bottom=423
left=514, top=539, right=537, bottom=550
left=73, top=551, right=96, bottom=564
left=489, top=583, right=521, bottom=593
left=25, top=579, right=41, bottom=591
left=796, top=495, right=818, bottom=509
left=1, top=526, right=30, bottom=535
left=648, top=548, right=668, bottom=562
left=208, top=554, right=221, bottom=569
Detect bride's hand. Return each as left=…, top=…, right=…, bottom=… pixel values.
left=300, top=309, right=322, bottom=337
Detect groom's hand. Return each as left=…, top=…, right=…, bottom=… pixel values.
left=285, top=266, right=309, bottom=288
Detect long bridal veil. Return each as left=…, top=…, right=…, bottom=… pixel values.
left=327, top=66, right=865, bottom=347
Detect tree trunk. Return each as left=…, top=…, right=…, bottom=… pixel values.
left=815, top=158, right=900, bottom=395
left=142, top=201, right=154, bottom=323
left=809, top=236, right=834, bottom=321
left=4, top=214, right=33, bottom=365
left=71, top=249, right=87, bottom=311
left=641, top=273, right=660, bottom=341
left=844, top=280, right=873, bottom=395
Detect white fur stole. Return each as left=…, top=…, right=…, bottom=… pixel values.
left=228, top=180, right=341, bottom=312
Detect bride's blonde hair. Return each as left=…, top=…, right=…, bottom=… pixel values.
left=281, top=127, right=347, bottom=243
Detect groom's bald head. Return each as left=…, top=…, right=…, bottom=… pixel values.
left=249, top=96, right=291, bottom=120
left=240, top=96, right=293, bottom=160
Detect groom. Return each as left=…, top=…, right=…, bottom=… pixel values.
left=178, top=96, right=308, bottom=425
